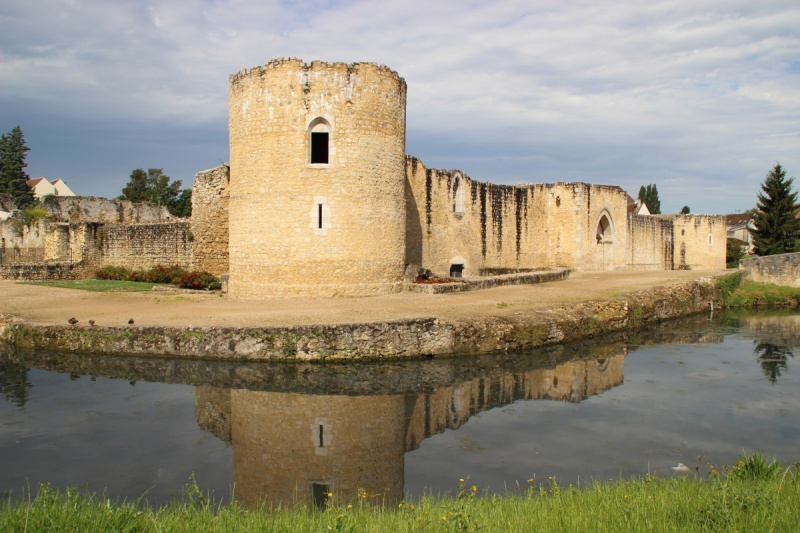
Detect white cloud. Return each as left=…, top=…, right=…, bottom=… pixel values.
left=0, top=0, right=798, bottom=211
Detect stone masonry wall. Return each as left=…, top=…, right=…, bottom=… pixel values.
left=405, top=157, right=629, bottom=277
left=42, top=196, right=171, bottom=223
left=668, top=214, right=727, bottom=270
left=627, top=214, right=673, bottom=270
left=228, top=58, right=407, bottom=298
left=740, top=252, right=800, bottom=287
left=191, top=164, right=230, bottom=276
left=98, top=222, right=192, bottom=271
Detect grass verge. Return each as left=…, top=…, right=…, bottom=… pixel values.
left=1, top=456, right=797, bottom=532
left=727, top=283, right=800, bottom=308
left=21, top=280, right=168, bottom=292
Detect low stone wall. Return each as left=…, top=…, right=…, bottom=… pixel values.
left=407, top=268, right=569, bottom=294
left=98, top=222, right=192, bottom=271
left=740, top=253, right=800, bottom=288
left=1, top=276, right=723, bottom=360
left=0, top=261, right=86, bottom=281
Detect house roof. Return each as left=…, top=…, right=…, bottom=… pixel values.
left=726, top=213, right=752, bottom=226
left=25, top=177, right=48, bottom=186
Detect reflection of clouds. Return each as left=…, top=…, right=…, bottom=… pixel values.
left=408, top=325, right=800, bottom=494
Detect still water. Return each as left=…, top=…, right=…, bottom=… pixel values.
left=1, top=311, right=799, bottom=507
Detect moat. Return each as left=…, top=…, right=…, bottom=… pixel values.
left=1, top=310, right=799, bottom=507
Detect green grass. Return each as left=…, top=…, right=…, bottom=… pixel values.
left=2, top=456, right=798, bottom=532
left=21, top=279, right=169, bottom=292
left=725, top=281, right=800, bottom=308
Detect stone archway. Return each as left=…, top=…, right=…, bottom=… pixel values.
left=594, top=212, right=615, bottom=270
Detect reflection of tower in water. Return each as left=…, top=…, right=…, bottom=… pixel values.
left=194, top=353, right=625, bottom=508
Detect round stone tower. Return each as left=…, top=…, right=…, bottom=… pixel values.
left=228, top=58, right=408, bottom=297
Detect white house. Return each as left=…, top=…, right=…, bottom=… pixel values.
left=26, top=177, right=76, bottom=199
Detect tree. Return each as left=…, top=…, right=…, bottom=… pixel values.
left=680, top=206, right=690, bottom=214
left=0, top=126, right=35, bottom=209
left=119, top=168, right=191, bottom=217
left=637, top=184, right=661, bottom=214
left=172, top=188, right=192, bottom=218
left=750, top=163, right=800, bottom=256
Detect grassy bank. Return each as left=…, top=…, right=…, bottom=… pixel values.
left=22, top=279, right=168, bottom=292
left=717, top=272, right=800, bottom=308
left=2, top=456, right=797, bottom=532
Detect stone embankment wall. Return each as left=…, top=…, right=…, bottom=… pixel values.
left=1, top=276, right=724, bottom=360
left=740, top=252, right=800, bottom=288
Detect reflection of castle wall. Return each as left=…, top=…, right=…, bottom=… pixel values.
left=195, top=386, right=232, bottom=444
left=230, top=391, right=406, bottom=508
left=405, top=354, right=624, bottom=451
left=192, top=352, right=626, bottom=507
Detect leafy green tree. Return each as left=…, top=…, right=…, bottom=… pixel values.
left=726, top=238, right=745, bottom=267
left=637, top=184, right=661, bottom=214
left=119, top=168, right=191, bottom=217
left=0, top=126, right=35, bottom=209
left=680, top=205, right=690, bottom=214
left=750, top=163, right=800, bottom=256
left=172, top=188, right=192, bottom=218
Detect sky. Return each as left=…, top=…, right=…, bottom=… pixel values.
left=1, top=0, right=798, bottom=215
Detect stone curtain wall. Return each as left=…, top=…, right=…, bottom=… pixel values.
left=43, top=196, right=171, bottom=223
left=191, top=164, right=230, bottom=276
left=627, top=214, right=674, bottom=270
left=98, top=222, right=192, bottom=271
left=669, top=214, right=727, bottom=270
left=228, top=59, right=408, bottom=298
left=740, top=252, right=800, bottom=287
left=405, top=157, right=629, bottom=277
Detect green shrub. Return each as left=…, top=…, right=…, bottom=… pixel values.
left=716, top=272, right=742, bottom=304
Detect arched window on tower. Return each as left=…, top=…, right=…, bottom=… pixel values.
left=308, top=117, right=331, bottom=165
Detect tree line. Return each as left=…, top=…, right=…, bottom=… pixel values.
left=0, top=126, right=192, bottom=217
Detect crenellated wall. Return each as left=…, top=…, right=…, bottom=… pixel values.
left=41, top=196, right=171, bottom=223
left=405, top=157, right=629, bottom=277
left=666, top=214, right=727, bottom=270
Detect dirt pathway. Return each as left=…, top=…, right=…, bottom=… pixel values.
left=1, top=270, right=728, bottom=329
